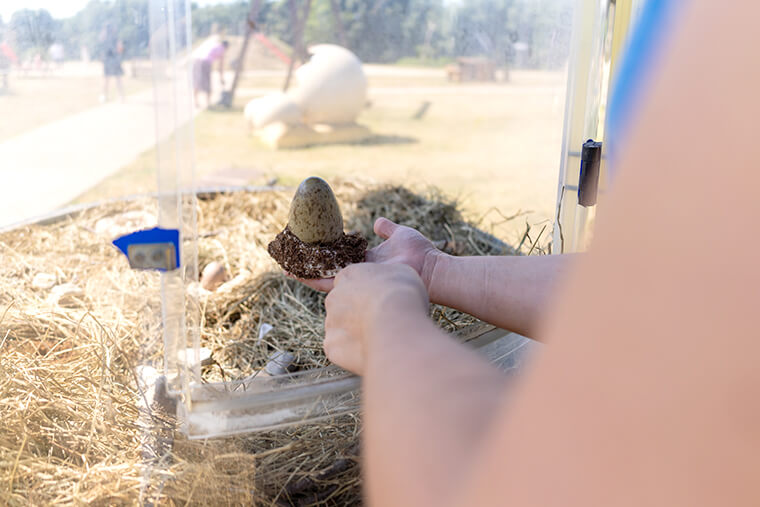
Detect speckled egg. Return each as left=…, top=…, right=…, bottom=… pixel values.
left=287, top=177, right=344, bottom=244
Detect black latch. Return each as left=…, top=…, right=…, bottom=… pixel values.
left=578, top=139, right=603, bottom=207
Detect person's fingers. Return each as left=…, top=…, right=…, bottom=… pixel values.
left=374, top=217, right=399, bottom=240
left=284, top=272, right=334, bottom=292
left=333, top=262, right=358, bottom=286
left=325, top=289, right=337, bottom=313
left=304, top=277, right=334, bottom=292
left=365, top=245, right=382, bottom=263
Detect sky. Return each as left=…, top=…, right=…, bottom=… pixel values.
left=0, top=0, right=242, bottom=21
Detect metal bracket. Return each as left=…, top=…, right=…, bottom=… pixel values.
left=578, top=139, right=603, bottom=207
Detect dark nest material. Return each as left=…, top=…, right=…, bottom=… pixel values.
left=0, top=181, right=519, bottom=506
left=267, top=226, right=367, bottom=279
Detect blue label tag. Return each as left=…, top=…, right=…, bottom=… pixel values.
left=113, top=227, right=181, bottom=272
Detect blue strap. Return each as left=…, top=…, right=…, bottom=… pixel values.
left=607, top=1, right=680, bottom=162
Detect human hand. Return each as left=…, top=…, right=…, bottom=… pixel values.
left=323, top=262, right=429, bottom=374
left=292, top=217, right=443, bottom=293
left=366, top=217, right=442, bottom=290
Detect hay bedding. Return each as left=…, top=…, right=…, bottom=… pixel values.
left=0, top=182, right=516, bottom=505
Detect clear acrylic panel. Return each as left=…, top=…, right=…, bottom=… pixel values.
left=1, top=0, right=618, bottom=440
left=172, top=0, right=579, bottom=438
left=0, top=1, right=163, bottom=223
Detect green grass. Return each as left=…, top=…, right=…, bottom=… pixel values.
left=395, top=56, right=455, bottom=68
left=79, top=69, right=567, bottom=244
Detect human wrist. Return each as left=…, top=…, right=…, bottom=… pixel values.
left=421, top=249, right=448, bottom=304
left=364, top=274, right=430, bottom=343
left=365, top=298, right=433, bottom=354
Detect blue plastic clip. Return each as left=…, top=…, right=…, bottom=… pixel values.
left=112, top=227, right=181, bottom=272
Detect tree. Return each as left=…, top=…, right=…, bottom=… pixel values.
left=340, top=0, right=413, bottom=62
left=37, top=0, right=571, bottom=68
left=304, top=0, right=338, bottom=47
left=113, top=0, right=151, bottom=59
left=298, top=0, right=445, bottom=63
left=191, top=1, right=251, bottom=39
left=55, top=0, right=151, bottom=61
left=451, top=0, right=516, bottom=63
left=519, top=0, right=573, bottom=68
left=9, top=9, right=58, bottom=58
left=450, top=0, right=573, bottom=69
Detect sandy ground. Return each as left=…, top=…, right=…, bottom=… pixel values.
left=221, top=69, right=568, bottom=244
left=1, top=64, right=568, bottom=246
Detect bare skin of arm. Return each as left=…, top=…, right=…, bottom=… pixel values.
left=319, top=1, right=760, bottom=506
left=298, top=218, right=573, bottom=339
left=426, top=248, right=572, bottom=338
left=324, top=263, right=509, bottom=506
left=452, top=2, right=760, bottom=504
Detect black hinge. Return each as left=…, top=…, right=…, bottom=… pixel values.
left=578, top=139, right=603, bottom=207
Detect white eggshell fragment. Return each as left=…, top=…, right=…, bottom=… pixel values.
left=217, top=270, right=251, bottom=293
left=46, top=283, right=84, bottom=307
left=264, top=351, right=297, bottom=376
left=31, top=273, right=57, bottom=290
left=200, top=262, right=229, bottom=291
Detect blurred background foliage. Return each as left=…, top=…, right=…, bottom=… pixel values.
left=0, top=0, right=573, bottom=67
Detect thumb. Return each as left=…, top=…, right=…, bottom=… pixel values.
left=374, top=217, right=399, bottom=240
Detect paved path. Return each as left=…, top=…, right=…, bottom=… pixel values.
left=0, top=70, right=230, bottom=229
left=0, top=89, right=161, bottom=228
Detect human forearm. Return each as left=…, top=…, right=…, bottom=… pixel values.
left=426, top=253, right=574, bottom=338
left=362, top=309, right=507, bottom=506
left=321, top=263, right=511, bottom=505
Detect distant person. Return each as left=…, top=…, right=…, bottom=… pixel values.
left=192, top=37, right=229, bottom=108
left=0, top=40, right=17, bottom=91
left=48, top=43, right=64, bottom=69
left=100, top=23, right=125, bottom=102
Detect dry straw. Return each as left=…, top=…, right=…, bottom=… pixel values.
left=0, top=181, right=522, bottom=505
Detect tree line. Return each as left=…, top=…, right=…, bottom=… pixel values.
left=0, top=0, right=573, bottom=68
